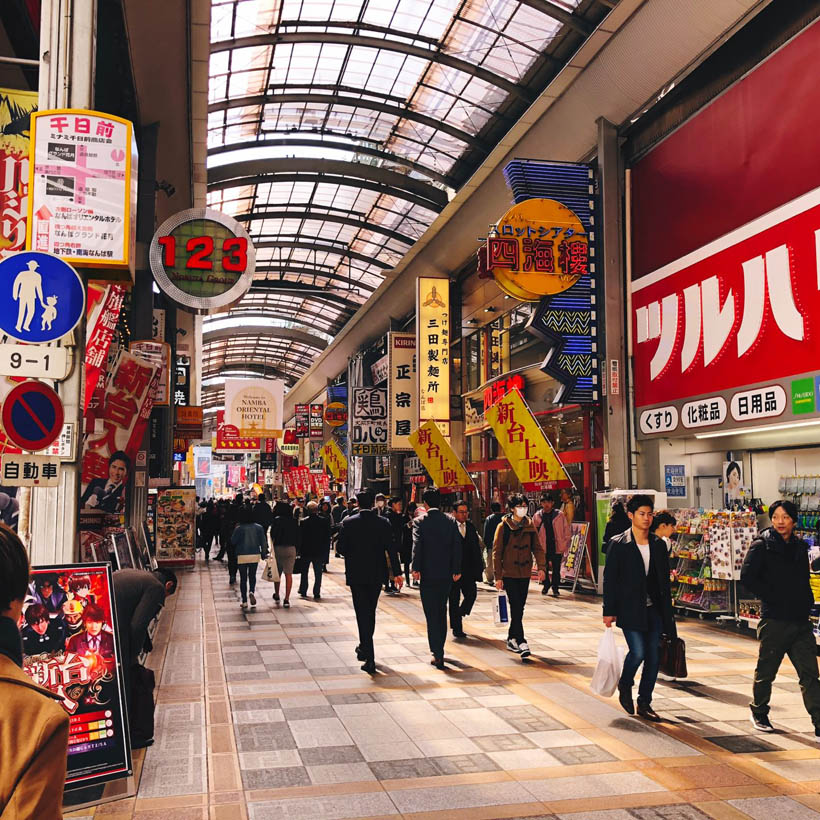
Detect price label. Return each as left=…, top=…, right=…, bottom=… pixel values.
left=0, top=344, right=70, bottom=379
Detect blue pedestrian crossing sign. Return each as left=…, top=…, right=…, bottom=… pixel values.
left=0, top=251, right=85, bottom=343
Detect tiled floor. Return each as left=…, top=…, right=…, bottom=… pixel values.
left=65, top=557, right=820, bottom=820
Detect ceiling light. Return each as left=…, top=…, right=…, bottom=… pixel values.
left=485, top=306, right=497, bottom=313
left=694, top=419, right=820, bottom=439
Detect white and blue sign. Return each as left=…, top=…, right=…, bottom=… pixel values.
left=0, top=251, right=85, bottom=343
left=664, top=464, right=687, bottom=498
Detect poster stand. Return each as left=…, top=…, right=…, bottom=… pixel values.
left=561, top=522, right=596, bottom=593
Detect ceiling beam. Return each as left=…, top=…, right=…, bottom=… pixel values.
left=253, top=266, right=379, bottom=292
left=253, top=239, right=394, bottom=271
left=203, top=325, right=328, bottom=351
left=249, top=280, right=362, bottom=309
left=204, top=310, right=339, bottom=335
left=210, top=31, right=530, bottom=100
left=517, top=0, right=593, bottom=35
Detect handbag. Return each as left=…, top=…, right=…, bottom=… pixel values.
left=493, top=590, right=509, bottom=625
left=590, top=628, right=625, bottom=697
left=263, top=555, right=280, bottom=584
left=659, top=634, right=687, bottom=678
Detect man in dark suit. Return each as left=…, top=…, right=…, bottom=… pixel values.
left=603, top=494, right=676, bottom=722
left=449, top=501, right=484, bottom=639
left=337, top=490, right=403, bottom=674
left=80, top=451, right=129, bottom=512
left=412, top=488, right=462, bottom=669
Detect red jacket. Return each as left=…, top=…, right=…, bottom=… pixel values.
left=532, top=508, right=571, bottom=554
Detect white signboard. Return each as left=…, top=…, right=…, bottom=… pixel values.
left=0, top=343, right=69, bottom=379
left=44, top=422, right=76, bottom=460
left=225, top=378, right=284, bottom=438
left=351, top=387, right=388, bottom=456
left=371, top=353, right=389, bottom=385
left=681, top=396, right=728, bottom=429
left=27, top=109, right=137, bottom=268
left=730, top=385, right=787, bottom=422
left=639, top=406, right=679, bottom=436
left=1, top=453, right=61, bottom=486
left=388, top=332, right=416, bottom=451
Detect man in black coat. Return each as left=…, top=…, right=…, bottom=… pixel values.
left=482, top=502, right=503, bottom=585
left=386, top=497, right=412, bottom=587
left=253, top=497, right=274, bottom=539
left=741, top=499, right=820, bottom=738
left=298, top=502, right=331, bottom=600
left=337, top=490, right=403, bottom=674
left=449, top=501, right=484, bottom=639
left=412, top=488, right=462, bottom=669
left=603, top=494, right=675, bottom=722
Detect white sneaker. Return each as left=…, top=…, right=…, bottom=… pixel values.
left=249, top=592, right=256, bottom=608
left=518, top=641, right=531, bottom=659
left=506, top=638, right=521, bottom=653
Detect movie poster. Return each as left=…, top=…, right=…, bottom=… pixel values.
left=20, top=563, right=131, bottom=788
left=155, top=487, right=196, bottom=566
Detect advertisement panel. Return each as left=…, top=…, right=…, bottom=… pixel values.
left=130, top=340, right=170, bottom=406
left=320, top=438, right=348, bottom=483
left=155, top=487, right=196, bottom=566
left=215, top=409, right=259, bottom=452
left=224, top=378, right=283, bottom=438
left=295, top=403, right=309, bottom=438
left=21, top=563, right=131, bottom=788
left=85, top=283, right=126, bottom=411
left=309, top=404, right=324, bottom=439
left=408, top=420, right=475, bottom=494
left=350, top=387, right=388, bottom=455
left=388, top=332, right=416, bottom=451
left=416, top=277, right=450, bottom=436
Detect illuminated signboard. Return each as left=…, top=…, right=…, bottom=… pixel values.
left=416, top=277, right=450, bottom=437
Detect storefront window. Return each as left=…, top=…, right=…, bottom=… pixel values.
left=465, top=330, right=481, bottom=391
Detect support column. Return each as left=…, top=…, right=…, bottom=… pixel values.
left=597, top=118, right=630, bottom=490
left=28, top=0, right=96, bottom=563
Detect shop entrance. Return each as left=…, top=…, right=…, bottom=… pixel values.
left=694, top=475, right=722, bottom=509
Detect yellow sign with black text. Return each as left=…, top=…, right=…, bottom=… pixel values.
left=408, top=420, right=475, bottom=494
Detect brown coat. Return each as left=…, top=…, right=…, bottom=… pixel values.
left=0, top=654, right=69, bottom=820
left=492, top=515, right=546, bottom=580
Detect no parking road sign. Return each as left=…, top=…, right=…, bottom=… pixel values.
left=1, top=380, right=65, bottom=451
left=0, top=251, right=85, bottom=343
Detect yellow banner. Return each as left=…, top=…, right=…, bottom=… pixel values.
left=320, top=438, right=348, bottom=482
left=409, top=420, right=475, bottom=494
left=416, top=276, right=450, bottom=436
left=484, top=387, right=572, bottom=491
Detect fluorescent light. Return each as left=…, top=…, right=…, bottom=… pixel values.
left=694, top=419, right=820, bottom=439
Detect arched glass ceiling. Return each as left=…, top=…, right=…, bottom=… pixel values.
left=206, top=0, right=614, bottom=384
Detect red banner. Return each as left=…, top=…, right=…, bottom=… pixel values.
left=84, top=284, right=125, bottom=411
left=215, top=409, right=259, bottom=451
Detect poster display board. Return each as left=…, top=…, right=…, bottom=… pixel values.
left=350, top=387, right=388, bottom=455
left=224, top=378, right=283, bottom=438
left=21, top=563, right=131, bottom=788
left=560, top=522, right=595, bottom=592
left=416, top=277, right=450, bottom=436
left=155, top=487, right=196, bottom=566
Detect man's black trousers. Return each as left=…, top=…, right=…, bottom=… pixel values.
left=349, top=582, right=382, bottom=663
left=448, top=577, right=477, bottom=635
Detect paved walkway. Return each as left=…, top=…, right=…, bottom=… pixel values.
left=66, top=557, right=820, bottom=820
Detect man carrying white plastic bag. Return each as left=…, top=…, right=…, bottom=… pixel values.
left=590, top=627, right=625, bottom=697
left=493, top=589, right=509, bottom=626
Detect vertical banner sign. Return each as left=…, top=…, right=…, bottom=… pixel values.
left=408, top=420, right=475, bottom=494
left=85, top=284, right=126, bottom=412
left=129, top=340, right=170, bottom=406
left=21, top=563, right=131, bottom=788
left=484, top=388, right=572, bottom=491
left=154, top=487, right=196, bottom=566
left=350, top=388, right=388, bottom=455
left=416, top=276, right=451, bottom=437
left=224, top=378, right=283, bottom=438
left=388, top=332, right=416, bottom=450
left=0, top=87, right=38, bottom=260
left=80, top=350, right=158, bottom=514
left=309, top=404, right=324, bottom=439
left=174, top=355, right=191, bottom=406
left=294, top=404, right=310, bottom=438
left=27, top=109, right=137, bottom=269
left=320, top=438, right=348, bottom=483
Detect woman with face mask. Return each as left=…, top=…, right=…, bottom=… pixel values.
left=492, top=495, right=546, bottom=659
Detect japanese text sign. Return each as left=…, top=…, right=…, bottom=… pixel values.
left=294, top=404, right=309, bottom=438
left=27, top=109, right=137, bottom=271
left=351, top=387, right=388, bottom=455
left=155, top=487, right=196, bottom=566
left=215, top=409, right=259, bottom=451
left=85, top=283, right=125, bottom=411
left=225, top=378, right=283, bottom=438
left=408, top=420, right=475, bottom=494
left=129, top=340, right=170, bottom=406
left=309, top=404, right=324, bottom=439
left=484, top=388, right=572, bottom=491
left=320, top=438, right=347, bottom=483
left=388, top=332, right=416, bottom=450
left=416, top=276, right=450, bottom=436
left=1, top=453, right=61, bottom=486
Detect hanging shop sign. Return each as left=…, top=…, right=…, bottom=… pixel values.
left=309, top=403, right=324, bottom=439
left=129, top=340, right=170, bottom=406
left=320, top=438, right=348, bottom=483
left=151, top=308, right=165, bottom=340
left=215, top=409, right=259, bottom=451
left=149, top=208, right=255, bottom=312
left=350, top=387, right=388, bottom=455
left=0, top=87, right=38, bottom=261
left=408, top=420, right=475, bottom=494
left=0, top=250, right=85, bottom=343
left=278, top=428, right=299, bottom=456
left=1, top=453, right=61, bottom=486
left=416, top=276, right=450, bottom=437
left=224, top=377, right=283, bottom=438
left=324, top=401, right=347, bottom=428
left=20, top=563, right=132, bottom=788
left=80, top=349, right=159, bottom=514
left=294, top=403, right=310, bottom=438
left=310, top=471, right=330, bottom=496
left=370, top=353, right=389, bottom=385
left=155, top=487, right=196, bottom=566
left=1, top=380, right=64, bottom=451
left=388, top=332, right=416, bottom=451
left=27, top=109, right=137, bottom=272
left=484, top=387, right=572, bottom=491
left=633, top=184, right=820, bottom=437
left=174, top=355, right=191, bottom=406
left=174, top=405, right=203, bottom=439
left=85, top=283, right=126, bottom=410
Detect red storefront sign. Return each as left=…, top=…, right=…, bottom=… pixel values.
left=215, top=410, right=259, bottom=451
left=483, top=373, right=525, bottom=413
left=632, top=187, right=819, bottom=408
left=84, top=284, right=126, bottom=412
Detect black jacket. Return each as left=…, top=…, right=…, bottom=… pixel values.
left=603, top=529, right=675, bottom=635
left=483, top=513, right=503, bottom=548
left=337, top=509, right=400, bottom=585
left=253, top=500, right=274, bottom=533
left=270, top=515, right=302, bottom=552
left=386, top=509, right=411, bottom=560
left=113, top=569, right=166, bottom=665
left=299, top=513, right=331, bottom=559
left=741, top=527, right=814, bottom=621
left=412, top=509, right=462, bottom=582
left=455, top=519, right=484, bottom=581
left=602, top=516, right=630, bottom=554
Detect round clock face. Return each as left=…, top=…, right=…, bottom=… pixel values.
left=150, top=208, right=255, bottom=311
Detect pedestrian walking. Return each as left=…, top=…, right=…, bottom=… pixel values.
left=270, top=503, right=301, bottom=608
left=231, top=507, right=267, bottom=609
left=533, top=492, right=570, bottom=597
left=560, top=488, right=575, bottom=524
left=602, top=502, right=630, bottom=554
left=603, top=494, right=676, bottom=722
left=449, top=501, right=484, bottom=639
left=200, top=500, right=219, bottom=561
left=412, top=488, right=462, bottom=669
left=493, top=495, right=546, bottom=660
left=741, top=499, right=820, bottom=740
left=386, top=497, right=412, bottom=587
left=253, top=495, right=274, bottom=540
left=337, top=491, right=403, bottom=674
left=298, top=501, right=330, bottom=600
left=482, top=502, right=503, bottom=585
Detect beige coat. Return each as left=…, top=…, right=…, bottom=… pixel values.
left=0, top=654, right=69, bottom=820
left=492, top=515, right=546, bottom=580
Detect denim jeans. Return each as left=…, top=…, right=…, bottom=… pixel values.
left=238, top=562, right=258, bottom=603
left=620, top=605, right=663, bottom=706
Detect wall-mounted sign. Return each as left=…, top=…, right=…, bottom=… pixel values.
left=278, top=428, right=299, bottom=456
left=130, top=340, right=170, bottom=406
left=483, top=373, right=525, bottom=414
left=27, top=109, right=137, bottom=271
left=408, top=420, right=475, bottom=494
left=388, top=332, right=416, bottom=451
left=416, top=277, right=450, bottom=437
left=664, top=464, right=686, bottom=498
left=324, top=401, right=347, bottom=428
left=224, top=377, right=283, bottom=438
left=309, top=404, right=324, bottom=439
left=174, top=405, right=203, bottom=439
left=174, top=355, right=191, bottom=406
left=149, top=208, right=255, bottom=312
left=294, top=404, right=310, bottom=438
left=351, top=387, right=388, bottom=455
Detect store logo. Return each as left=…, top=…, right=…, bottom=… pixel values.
left=791, top=378, right=816, bottom=414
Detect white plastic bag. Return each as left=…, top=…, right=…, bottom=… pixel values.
left=590, top=628, right=625, bottom=697
left=493, top=590, right=509, bottom=625
left=263, top=535, right=280, bottom=583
